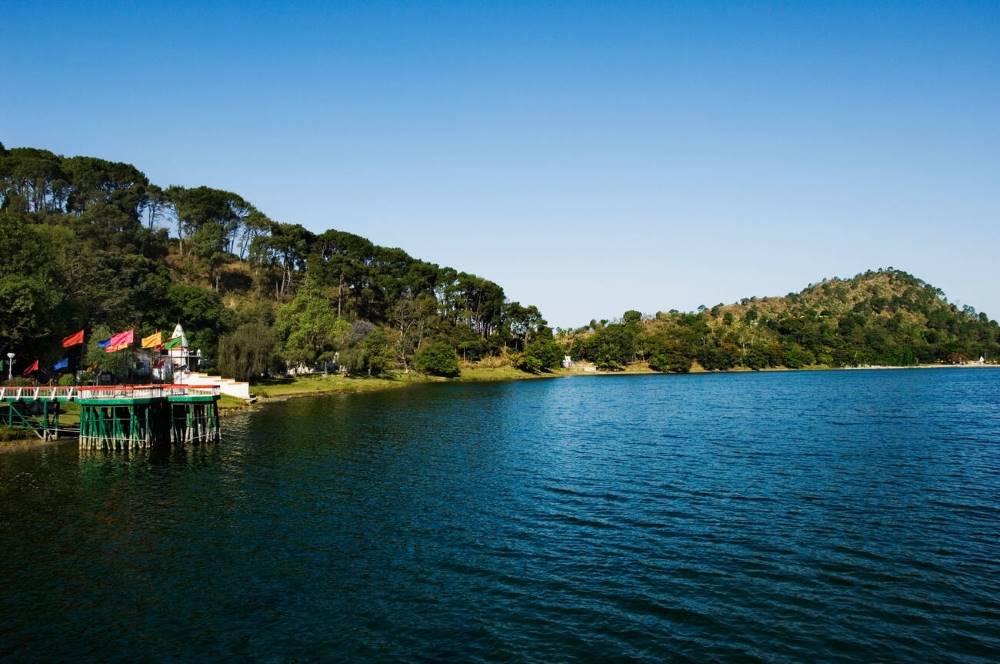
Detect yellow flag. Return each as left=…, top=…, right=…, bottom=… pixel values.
left=141, top=331, right=163, bottom=349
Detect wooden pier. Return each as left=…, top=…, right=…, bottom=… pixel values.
left=0, top=384, right=221, bottom=450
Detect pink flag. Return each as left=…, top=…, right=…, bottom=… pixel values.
left=105, top=329, right=134, bottom=353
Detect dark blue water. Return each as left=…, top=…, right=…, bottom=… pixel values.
left=1, top=369, right=999, bottom=662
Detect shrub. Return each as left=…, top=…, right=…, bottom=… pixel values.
left=517, top=354, right=545, bottom=374
left=517, top=338, right=562, bottom=373
left=414, top=341, right=460, bottom=377
left=649, top=349, right=692, bottom=373
left=474, top=350, right=512, bottom=369
left=781, top=343, right=815, bottom=369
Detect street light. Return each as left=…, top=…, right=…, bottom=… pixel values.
left=6, top=352, right=13, bottom=382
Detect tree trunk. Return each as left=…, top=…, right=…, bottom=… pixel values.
left=337, top=273, right=344, bottom=317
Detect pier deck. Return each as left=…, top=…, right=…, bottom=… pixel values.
left=1, top=384, right=221, bottom=449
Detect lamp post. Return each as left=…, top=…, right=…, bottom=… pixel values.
left=6, top=352, right=13, bottom=382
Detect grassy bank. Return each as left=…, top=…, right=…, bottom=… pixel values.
left=248, top=373, right=424, bottom=401
left=240, top=365, right=554, bottom=409
left=0, top=426, right=27, bottom=442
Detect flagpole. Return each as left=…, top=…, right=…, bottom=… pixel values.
left=77, top=330, right=84, bottom=383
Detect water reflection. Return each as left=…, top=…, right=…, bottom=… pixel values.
left=78, top=442, right=223, bottom=468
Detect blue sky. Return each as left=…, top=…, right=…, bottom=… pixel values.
left=3, top=1, right=998, bottom=327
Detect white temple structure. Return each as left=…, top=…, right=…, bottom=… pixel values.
left=166, top=322, right=251, bottom=400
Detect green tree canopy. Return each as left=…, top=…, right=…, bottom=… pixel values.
left=414, top=340, right=460, bottom=377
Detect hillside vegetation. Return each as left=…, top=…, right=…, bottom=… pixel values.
left=0, top=143, right=556, bottom=381
left=563, top=269, right=999, bottom=372
left=3, top=143, right=995, bottom=381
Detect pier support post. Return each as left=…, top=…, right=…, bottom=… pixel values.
left=74, top=390, right=220, bottom=451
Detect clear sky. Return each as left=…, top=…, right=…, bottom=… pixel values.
left=3, top=1, right=998, bottom=327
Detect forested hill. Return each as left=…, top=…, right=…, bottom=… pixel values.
left=564, top=269, right=1000, bottom=372
left=0, top=143, right=553, bottom=380
left=4, top=143, right=996, bottom=381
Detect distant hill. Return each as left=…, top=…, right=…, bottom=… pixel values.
left=563, top=269, right=999, bottom=371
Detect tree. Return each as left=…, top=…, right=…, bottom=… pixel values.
left=390, top=293, right=437, bottom=372
left=166, top=186, right=255, bottom=288
left=414, top=340, right=460, bottom=377
left=165, top=283, right=230, bottom=365
left=253, top=222, right=314, bottom=299
left=344, top=327, right=395, bottom=376
left=275, top=274, right=342, bottom=367
left=218, top=322, right=280, bottom=381
left=82, top=325, right=117, bottom=375
left=648, top=345, right=693, bottom=373
left=576, top=323, right=636, bottom=370
left=518, top=336, right=562, bottom=373
left=503, top=302, right=545, bottom=350
left=0, top=211, right=65, bottom=354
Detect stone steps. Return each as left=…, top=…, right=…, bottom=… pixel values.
left=176, top=371, right=251, bottom=400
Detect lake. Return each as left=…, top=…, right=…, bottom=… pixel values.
left=1, top=369, right=998, bottom=661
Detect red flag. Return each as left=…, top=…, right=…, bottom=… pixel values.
left=62, top=329, right=85, bottom=348
left=22, top=360, right=39, bottom=377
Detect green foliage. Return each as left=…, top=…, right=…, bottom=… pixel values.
left=567, top=269, right=1000, bottom=371
left=0, top=143, right=559, bottom=379
left=414, top=340, right=460, bottom=377
left=84, top=325, right=117, bottom=374
left=648, top=347, right=693, bottom=373
left=165, top=186, right=258, bottom=288
left=218, top=322, right=281, bottom=382
left=5, top=145, right=995, bottom=380
left=275, top=275, right=346, bottom=366
left=503, top=302, right=547, bottom=351
left=518, top=336, right=562, bottom=373
left=0, top=211, right=65, bottom=353
left=572, top=323, right=636, bottom=370
left=166, top=284, right=228, bottom=364
left=343, top=327, right=395, bottom=377
left=781, top=343, right=815, bottom=369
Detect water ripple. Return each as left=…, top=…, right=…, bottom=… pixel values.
left=1, top=369, right=999, bottom=661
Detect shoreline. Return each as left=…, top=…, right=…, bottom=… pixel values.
left=2, top=362, right=996, bottom=449
left=218, top=362, right=1000, bottom=416
left=567, top=362, right=1000, bottom=376
left=234, top=366, right=557, bottom=412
